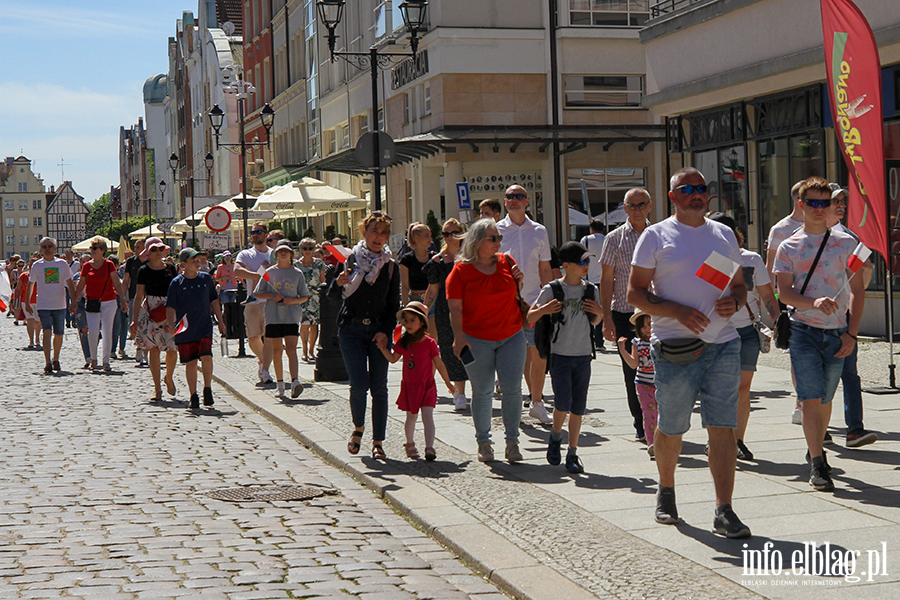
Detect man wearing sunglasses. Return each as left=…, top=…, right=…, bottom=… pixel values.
left=497, top=184, right=554, bottom=424
left=600, top=188, right=653, bottom=442
left=773, top=177, right=865, bottom=492
left=25, top=237, right=77, bottom=373
left=234, top=221, right=274, bottom=384
left=629, top=167, right=751, bottom=538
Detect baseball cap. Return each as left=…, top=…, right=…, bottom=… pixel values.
left=558, top=241, right=594, bottom=264
left=179, top=248, right=201, bottom=262
left=274, top=239, right=294, bottom=252
left=829, top=182, right=849, bottom=200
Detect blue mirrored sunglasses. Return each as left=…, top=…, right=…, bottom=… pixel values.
left=675, top=184, right=707, bottom=195
left=803, top=199, right=832, bottom=209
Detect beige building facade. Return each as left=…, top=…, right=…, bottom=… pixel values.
left=1, top=156, right=48, bottom=260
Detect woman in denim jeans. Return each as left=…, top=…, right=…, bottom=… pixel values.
left=447, top=218, right=527, bottom=464
left=328, top=213, right=400, bottom=460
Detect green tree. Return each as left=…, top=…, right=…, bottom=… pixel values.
left=425, top=210, right=442, bottom=247
left=86, top=193, right=111, bottom=237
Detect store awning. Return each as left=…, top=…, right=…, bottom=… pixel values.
left=306, top=124, right=667, bottom=175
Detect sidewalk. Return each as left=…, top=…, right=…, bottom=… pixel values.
left=213, top=340, right=900, bottom=600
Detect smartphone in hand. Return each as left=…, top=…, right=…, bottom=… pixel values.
left=460, top=346, right=476, bottom=366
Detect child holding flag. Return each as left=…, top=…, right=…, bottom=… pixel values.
left=773, top=177, right=866, bottom=492
left=166, top=248, right=226, bottom=410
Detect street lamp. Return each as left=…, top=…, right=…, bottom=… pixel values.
left=208, top=75, right=275, bottom=247
left=169, top=152, right=214, bottom=245
left=316, top=0, right=427, bottom=211
left=150, top=179, right=166, bottom=238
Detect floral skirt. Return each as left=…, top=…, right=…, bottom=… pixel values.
left=135, top=295, right=176, bottom=352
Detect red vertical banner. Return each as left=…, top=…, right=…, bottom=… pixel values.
left=821, top=0, right=888, bottom=260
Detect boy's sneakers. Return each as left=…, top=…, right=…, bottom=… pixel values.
left=846, top=429, right=877, bottom=448
left=505, top=442, right=523, bottom=463
left=203, top=387, right=214, bottom=406
left=477, top=443, right=494, bottom=463
left=529, top=401, right=553, bottom=424
left=453, top=392, right=467, bottom=412
left=810, top=462, right=835, bottom=492
left=275, top=382, right=285, bottom=397
left=791, top=407, right=802, bottom=425
left=655, top=487, right=679, bottom=524
left=291, top=380, right=303, bottom=398
left=547, top=436, right=562, bottom=465
left=565, top=453, right=584, bottom=474
left=189, top=393, right=200, bottom=410
left=713, top=504, right=751, bottom=538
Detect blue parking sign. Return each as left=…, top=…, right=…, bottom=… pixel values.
left=456, top=182, right=471, bottom=210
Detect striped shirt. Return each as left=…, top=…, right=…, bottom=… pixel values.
left=599, top=219, right=647, bottom=313
left=633, top=338, right=655, bottom=385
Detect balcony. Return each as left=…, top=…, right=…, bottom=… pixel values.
left=648, top=0, right=712, bottom=20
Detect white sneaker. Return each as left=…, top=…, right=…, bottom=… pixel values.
left=275, top=382, right=285, bottom=397
left=260, top=368, right=273, bottom=384
left=291, top=380, right=303, bottom=398
left=791, top=407, right=802, bottom=425
left=454, top=393, right=467, bottom=412
left=529, top=401, right=553, bottom=424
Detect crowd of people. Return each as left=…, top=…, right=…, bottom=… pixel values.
left=4, top=168, right=881, bottom=541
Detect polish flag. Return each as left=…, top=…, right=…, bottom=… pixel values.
left=393, top=324, right=403, bottom=345
left=847, top=243, right=872, bottom=273
left=0, top=271, right=11, bottom=312
left=258, top=265, right=270, bottom=282
left=695, top=251, right=739, bottom=291
left=324, top=244, right=352, bottom=263
left=174, top=314, right=189, bottom=335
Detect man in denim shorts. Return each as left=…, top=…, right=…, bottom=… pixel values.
left=26, top=238, right=76, bottom=373
left=629, top=167, right=750, bottom=538
left=773, top=177, right=864, bottom=492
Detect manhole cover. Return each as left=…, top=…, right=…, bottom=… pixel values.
left=205, top=485, right=333, bottom=502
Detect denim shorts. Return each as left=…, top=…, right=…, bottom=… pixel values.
left=651, top=337, right=741, bottom=436
left=737, top=324, right=760, bottom=372
left=788, top=322, right=846, bottom=404
left=549, top=354, right=592, bottom=415
left=38, top=309, right=66, bottom=335
left=523, top=323, right=536, bottom=347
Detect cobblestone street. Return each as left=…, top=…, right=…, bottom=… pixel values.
left=0, top=318, right=506, bottom=600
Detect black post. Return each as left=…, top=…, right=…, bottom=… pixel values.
left=371, top=46, right=382, bottom=211
left=237, top=94, right=248, bottom=358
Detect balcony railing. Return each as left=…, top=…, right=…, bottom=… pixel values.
left=649, top=0, right=709, bottom=19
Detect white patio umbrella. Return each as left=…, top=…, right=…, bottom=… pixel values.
left=596, top=204, right=628, bottom=226
left=71, top=235, right=119, bottom=252
left=125, top=224, right=179, bottom=239
left=170, top=196, right=271, bottom=233
left=254, top=177, right=369, bottom=218
left=568, top=207, right=591, bottom=226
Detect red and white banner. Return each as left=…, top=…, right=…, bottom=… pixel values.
left=174, top=314, right=189, bottom=335
left=822, top=0, right=888, bottom=260
left=847, top=242, right=872, bottom=273
left=324, top=244, right=352, bottom=264
left=0, top=271, right=11, bottom=312
left=696, top=251, right=739, bottom=291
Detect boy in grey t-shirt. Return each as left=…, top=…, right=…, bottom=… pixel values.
left=527, top=241, right=601, bottom=474
left=254, top=240, right=310, bottom=398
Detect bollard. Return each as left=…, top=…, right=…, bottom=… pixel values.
left=314, top=265, right=348, bottom=381
left=224, top=281, right=248, bottom=357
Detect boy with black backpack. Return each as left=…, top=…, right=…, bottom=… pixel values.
left=527, top=241, right=601, bottom=473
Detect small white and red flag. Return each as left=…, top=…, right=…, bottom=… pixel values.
left=847, top=243, right=872, bottom=273
left=258, top=265, right=270, bottom=282
left=0, top=271, right=11, bottom=312
left=324, top=244, right=352, bottom=263
left=174, top=314, right=189, bottom=335
left=695, top=251, right=739, bottom=291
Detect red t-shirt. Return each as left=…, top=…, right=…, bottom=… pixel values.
left=81, top=260, right=118, bottom=302
left=445, top=254, right=522, bottom=341
left=18, top=272, right=36, bottom=303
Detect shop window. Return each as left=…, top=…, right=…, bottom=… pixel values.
left=570, top=0, right=649, bottom=27
left=566, top=168, right=646, bottom=224
left=564, top=75, right=643, bottom=109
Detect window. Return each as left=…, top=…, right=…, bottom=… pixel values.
left=567, top=168, right=647, bottom=221
left=340, top=124, right=350, bottom=149
left=327, top=129, right=336, bottom=155
left=564, top=75, right=643, bottom=109
left=403, top=94, right=411, bottom=124
left=33, top=199, right=41, bottom=210
left=4, top=218, right=13, bottom=228
left=570, top=0, right=649, bottom=27
left=5, top=236, right=13, bottom=245
left=33, top=235, right=41, bottom=245
left=423, top=84, right=431, bottom=116
left=19, top=217, right=28, bottom=228
left=19, top=200, right=28, bottom=210
left=377, top=108, right=384, bottom=131
left=359, top=112, right=369, bottom=134
left=33, top=217, right=42, bottom=227
left=18, top=182, right=26, bottom=192
left=20, top=235, right=28, bottom=245
left=3, top=200, right=12, bottom=210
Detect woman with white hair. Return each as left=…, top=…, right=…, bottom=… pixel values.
left=446, top=218, right=527, bottom=464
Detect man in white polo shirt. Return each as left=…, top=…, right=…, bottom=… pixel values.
left=25, top=237, right=76, bottom=373
left=497, top=184, right=553, bottom=423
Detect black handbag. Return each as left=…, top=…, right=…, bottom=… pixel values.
left=774, top=229, right=830, bottom=349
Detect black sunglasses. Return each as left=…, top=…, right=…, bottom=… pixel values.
left=91, top=246, right=105, bottom=251
left=39, top=245, right=54, bottom=249
left=505, top=193, right=527, bottom=200
left=150, top=247, right=165, bottom=253
left=300, top=245, right=315, bottom=250
left=251, top=229, right=266, bottom=235
left=486, top=234, right=503, bottom=243
left=442, top=230, right=461, bottom=237
left=370, top=211, right=393, bottom=221
left=804, top=198, right=832, bottom=209
left=674, top=184, right=707, bottom=195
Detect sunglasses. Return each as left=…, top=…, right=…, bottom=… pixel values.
left=674, top=184, right=707, bottom=195
left=571, top=259, right=590, bottom=266
left=300, top=246, right=315, bottom=250
left=251, top=229, right=267, bottom=235
left=486, top=235, right=503, bottom=243
left=370, top=211, right=393, bottom=222
left=441, top=230, right=461, bottom=237
left=267, top=238, right=277, bottom=243
left=804, top=198, right=832, bottom=209
left=150, top=247, right=165, bottom=253
left=91, top=246, right=105, bottom=251
left=625, top=202, right=649, bottom=210
left=39, top=245, right=54, bottom=249
left=505, top=193, right=527, bottom=200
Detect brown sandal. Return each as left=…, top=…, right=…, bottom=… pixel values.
left=404, top=443, right=420, bottom=459
left=372, top=443, right=387, bottom=460
left=424, top=447, right=436, bottom=461
left=347, top=430, right=363, bottom=455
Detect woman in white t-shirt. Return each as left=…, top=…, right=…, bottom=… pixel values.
left=709, top=213, right=778, bottom=462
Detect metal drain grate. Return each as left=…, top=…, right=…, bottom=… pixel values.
left=205, top=485, right=333, bottom=502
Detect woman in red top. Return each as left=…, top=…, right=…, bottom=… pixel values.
left=18, top=259, right=39, bottom=349
left=447, top=218, right=526, bottom=464
left=70, top=237, right=128, bottom=371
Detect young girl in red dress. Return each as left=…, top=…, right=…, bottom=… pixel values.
left=376, top=301, right=454, bottom=461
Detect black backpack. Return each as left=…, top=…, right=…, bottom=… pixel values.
left=533, top=280, right=596, bottom=362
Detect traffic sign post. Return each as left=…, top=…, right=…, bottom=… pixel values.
left=205, top=206, right=232, bottom=232
left=456, top=182, right=471, bottom=210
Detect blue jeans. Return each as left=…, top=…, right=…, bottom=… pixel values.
left=651, top=337, right=741, bottom=436
left=789, top=322, right=846, bottom=404
left=464, top=330, right=527, bottom=444
left=111, top=305, right=128, bottom=353
left=338, top=323, right=390, bottom=442
left=842, top=337, right=863, bottom=431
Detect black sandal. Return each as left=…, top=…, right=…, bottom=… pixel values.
left=348, top=430, right=363, bottom=455
left=372, top=443, right=386, bottom=460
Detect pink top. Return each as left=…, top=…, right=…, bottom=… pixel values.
left=395, top=336, right=440, bottom=414
left=215, top=263, right=237, bottom=290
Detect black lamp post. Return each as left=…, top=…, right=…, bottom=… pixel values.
left=208, top=85, right=275, bottom=247
left=316, top=0, right=427, bottom=212
left=169, top=152, right=214, bottom=245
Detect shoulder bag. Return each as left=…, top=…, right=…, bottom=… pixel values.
left=774, top=229, right=830, bottom=349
